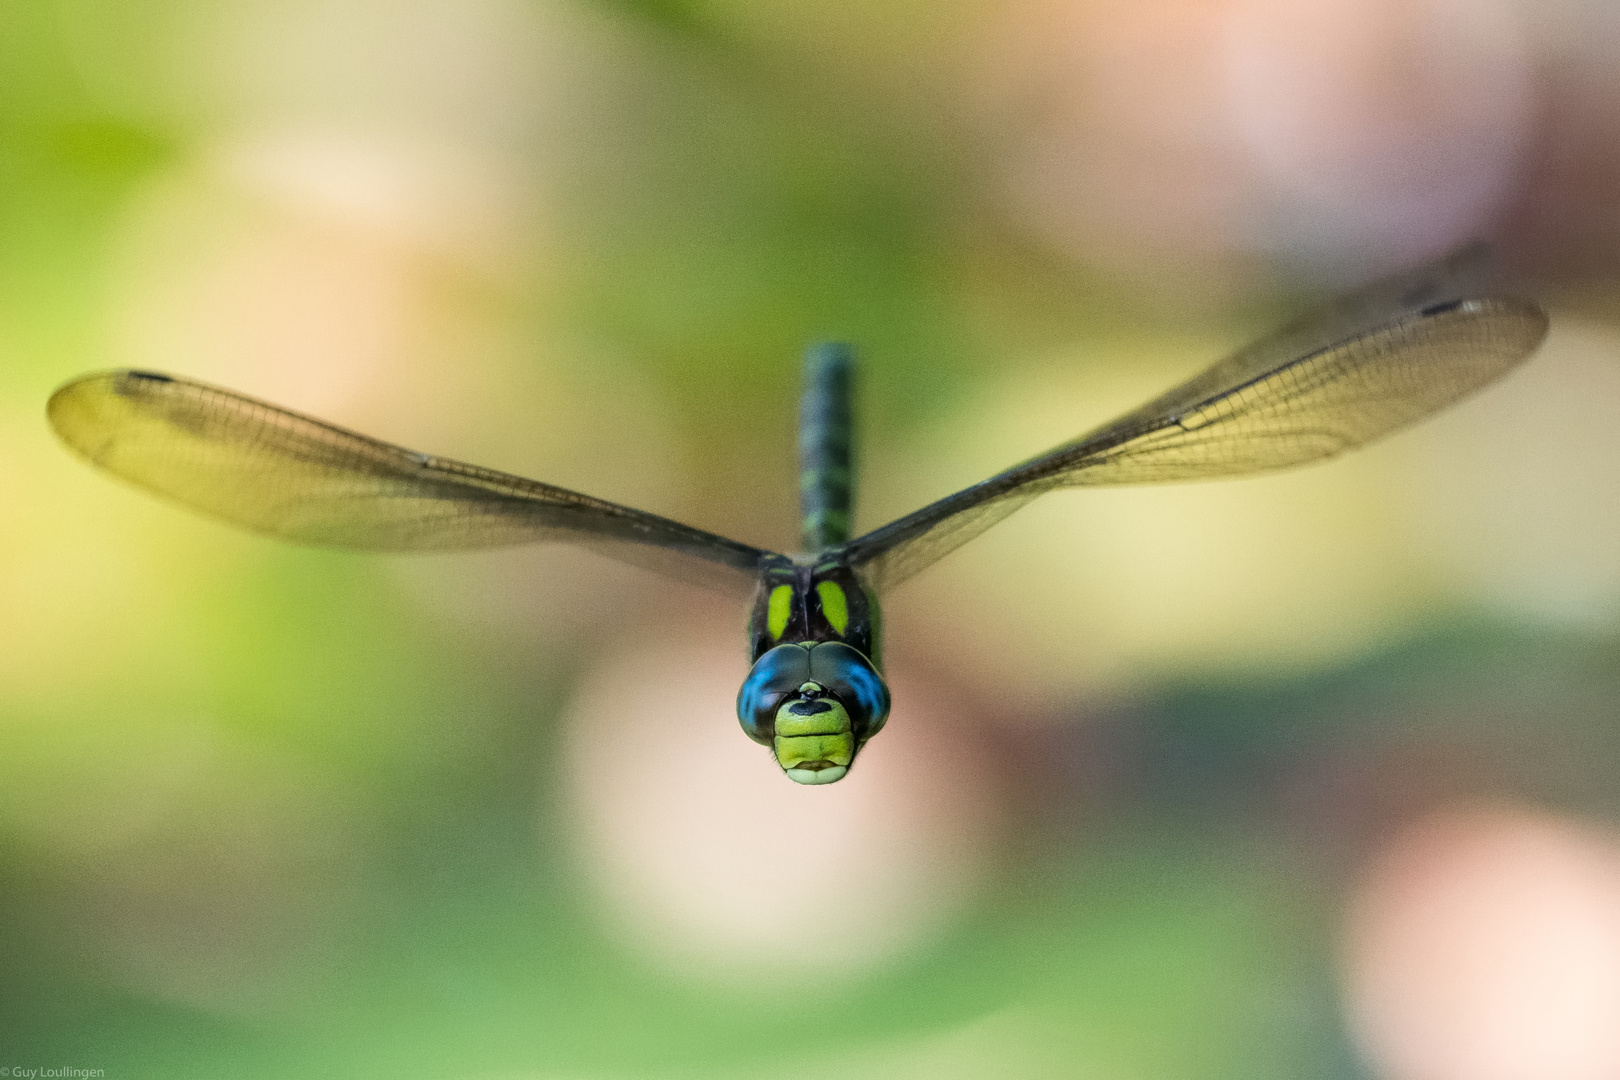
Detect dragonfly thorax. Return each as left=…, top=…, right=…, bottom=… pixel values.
left=746, top=556, right=879, bottom=664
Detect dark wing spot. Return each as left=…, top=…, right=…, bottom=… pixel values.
left=1419, top=299, right=1466, bottom=318
left=125, top=370, right=175, bottom=383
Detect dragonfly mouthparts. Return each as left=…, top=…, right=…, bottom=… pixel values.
left=783, top=761, right=849, bottom=785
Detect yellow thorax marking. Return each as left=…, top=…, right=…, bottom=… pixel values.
left=767, top=584, right=793, bottom=640
left=815, top=580, right=849, bottom=635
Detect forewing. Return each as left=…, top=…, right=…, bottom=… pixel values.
left=845, top=288, right=1547, bottom=592
left=49, top=370, right=772, bottom=597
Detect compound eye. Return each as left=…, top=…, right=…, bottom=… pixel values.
left=806, top=641, right=891, bottom=738
left=736, top=644, right=813, bottom=744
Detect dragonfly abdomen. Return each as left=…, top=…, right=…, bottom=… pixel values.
left=799, top=343, right=854, bottom=551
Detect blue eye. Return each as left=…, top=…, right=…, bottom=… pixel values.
left=736, top=644, right=812, bottom=744
left=807, top=641, right=890, bottom=738
left=738, top=641, right=890, bottom=745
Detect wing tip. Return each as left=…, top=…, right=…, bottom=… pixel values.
left=1457, top=295, right=1551, bottom=354
left=47, top=368, right=181, bottom=460
left=1411, top=297, right=1549, bottom=365
left=46, top=371, right=106, bottom=436
left=48, top=367, right=168, bottom=407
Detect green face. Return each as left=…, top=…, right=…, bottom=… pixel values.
left=771, top=681, right=855, bottom=785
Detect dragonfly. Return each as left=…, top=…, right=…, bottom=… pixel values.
left=49, top=250, right=1547, bottom=785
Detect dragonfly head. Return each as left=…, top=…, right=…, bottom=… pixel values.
left=737, top=641, right=890, bottom=785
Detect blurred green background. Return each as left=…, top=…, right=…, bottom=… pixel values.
left=5, top=1, right=1620, bottom=1078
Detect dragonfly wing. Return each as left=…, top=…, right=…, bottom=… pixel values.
left=845, top=268, right=1548, bottom=592
left=49, top=370, right=773, bottom=598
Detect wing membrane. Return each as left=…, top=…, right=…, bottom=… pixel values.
left=49, top=370, right=772, bottom=597
left=844, top=265, right=1548, bottom=592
